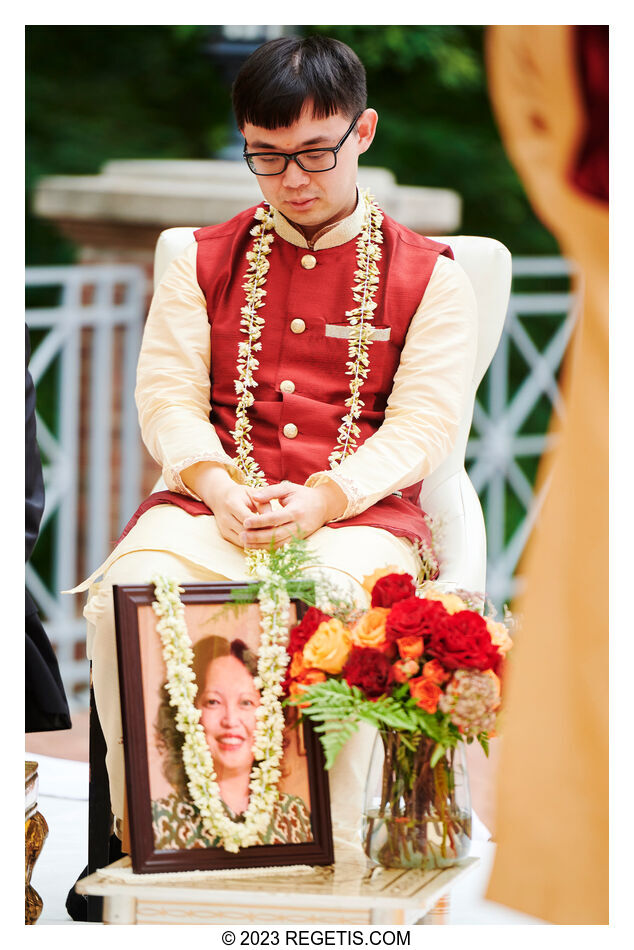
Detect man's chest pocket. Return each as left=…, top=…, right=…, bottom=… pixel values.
left=324, top=324, right=392, bottom=342
left=322, top=323, right=399, bottom=412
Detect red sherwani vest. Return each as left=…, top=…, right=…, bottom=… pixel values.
left=120, top=204, right=453, bottom=554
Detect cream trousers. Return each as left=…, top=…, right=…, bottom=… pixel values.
left=83, top=511, right=420, bottom=858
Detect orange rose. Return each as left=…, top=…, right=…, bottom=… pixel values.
left=350, top=607, right=390, bottom=650
left=391, top=657, right=420, bottom=683
left=396, top=635, right=424, bottom=660
left=409, top=676, right=443, bottom=713
left=303, top=619, right=351, bottom=674
left=288, top=670, right=327, bottom=708
left=289, top=650, right=308, bottom=679
left=361, top=566, right=402, bottom=596
left=486, top=619, right=513, bottom=655
left=422, top=658, right=451, bottom=685
left=301, top=669, right=328, bottom=687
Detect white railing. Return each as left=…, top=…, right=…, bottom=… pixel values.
left=26, top=264, right=146, bottom=705
left=26, top=257, right=579, bottom=705
left=467, top=256, right=581, bottom=608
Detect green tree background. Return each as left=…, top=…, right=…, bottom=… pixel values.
left=26, top=24, right=557, bottom=264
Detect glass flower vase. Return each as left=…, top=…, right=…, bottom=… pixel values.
left=362, top=729, right=472, bottom=869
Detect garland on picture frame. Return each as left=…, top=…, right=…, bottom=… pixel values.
left=150, top=538, right=336, bottom=852
left=151, top=568, right=290, bottom=852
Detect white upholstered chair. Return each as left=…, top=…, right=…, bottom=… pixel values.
left=152, top=227, right=511, bottom=596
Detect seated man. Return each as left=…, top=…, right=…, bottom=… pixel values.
left=72, top=34, right=477, bottom=855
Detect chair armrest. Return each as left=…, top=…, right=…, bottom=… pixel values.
left=420, top=470, right=487, bottom=594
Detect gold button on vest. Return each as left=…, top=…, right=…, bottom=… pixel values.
left=290, top=318, right=306, bottom=334
left=283, top=423, right=298, bottom=439
left=280, top=379, right=295, bottom=394
left=301, top=254, right=317, bottom=270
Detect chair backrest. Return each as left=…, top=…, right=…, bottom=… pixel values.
left=418, top=235, right=511, bottom=591
left=154, top=227, right=197, bottom=289
left=419, top=235, right=511, bottom=500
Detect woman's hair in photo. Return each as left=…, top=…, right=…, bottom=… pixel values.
left=232, top=35, right=367, bottom=131
left=154, top=634, right=257, bottom=794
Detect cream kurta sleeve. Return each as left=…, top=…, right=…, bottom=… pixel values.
left=306, top=254, right=478, bottom=518
left=135, top=242, right=246, bottom=498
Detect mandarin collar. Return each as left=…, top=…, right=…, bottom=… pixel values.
left=271, top=188, right=366, bottom=251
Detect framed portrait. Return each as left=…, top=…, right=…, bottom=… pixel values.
left=113, top=583, right=333, bottom=873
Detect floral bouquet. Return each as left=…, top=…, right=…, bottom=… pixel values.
left=285, top=568, right=513, bottom=869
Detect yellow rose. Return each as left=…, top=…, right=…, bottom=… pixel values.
left=350, top=607, right=390, bottom=649
left=361, top=566, right=402, bottom=596
left=303, top=619, right=352, bottom=674
left=423, top=584, right=468, bottom=614
left=486, top=619, right=513, bottom=654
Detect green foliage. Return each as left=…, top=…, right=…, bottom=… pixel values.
left=228, top=534, right=360, bottom=624
left=26, top=25, right=227, bottom=264
left=477, top=731, right=490, bottom=757
left=229, top=534, right=319, bottom=604
left=287, top=678, right=461, bottom=770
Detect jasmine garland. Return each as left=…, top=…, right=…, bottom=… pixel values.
left=233, top=191, right=384, bottom=576
left=151, top=569, right=291, bottom=852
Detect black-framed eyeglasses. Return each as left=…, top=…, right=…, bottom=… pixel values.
left=243, top=111, right=363, bottom=176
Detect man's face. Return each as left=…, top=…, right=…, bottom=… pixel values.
left=241, top=104, right=377, bottom=238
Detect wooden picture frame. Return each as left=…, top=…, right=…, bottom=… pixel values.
left=113, top=583, right=334, bottom=873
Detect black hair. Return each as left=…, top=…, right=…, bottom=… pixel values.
left=232, top=35, right=367, bottom=130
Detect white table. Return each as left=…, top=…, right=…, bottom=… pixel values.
left=76, top=854, right=479, bottom=925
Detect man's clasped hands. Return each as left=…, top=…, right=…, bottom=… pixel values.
left=181, top=461, right=348, bottom=550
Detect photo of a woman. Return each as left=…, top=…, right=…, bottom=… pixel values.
left=151, top=634, right=313, bottom=849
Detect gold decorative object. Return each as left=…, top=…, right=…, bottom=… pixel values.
left=25, top=761, right=48, bottom=925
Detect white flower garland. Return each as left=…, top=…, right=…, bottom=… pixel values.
left=231, top=192, right=383, bottom=576
left=329, top=195, right=383, bottom=465
left=231, top=204, right=275, bottom=491
left=151, top=570, right=291, bottom=853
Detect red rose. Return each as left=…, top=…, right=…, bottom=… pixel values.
left=371, top=572, right=416, bottom=608
left=287, top=607, right=332, bottom=656
left=385, top=596, right=449, bottom=644
left=343, top=647, right=393, bottom=699
left=427, top=610, right=500, bottom=671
